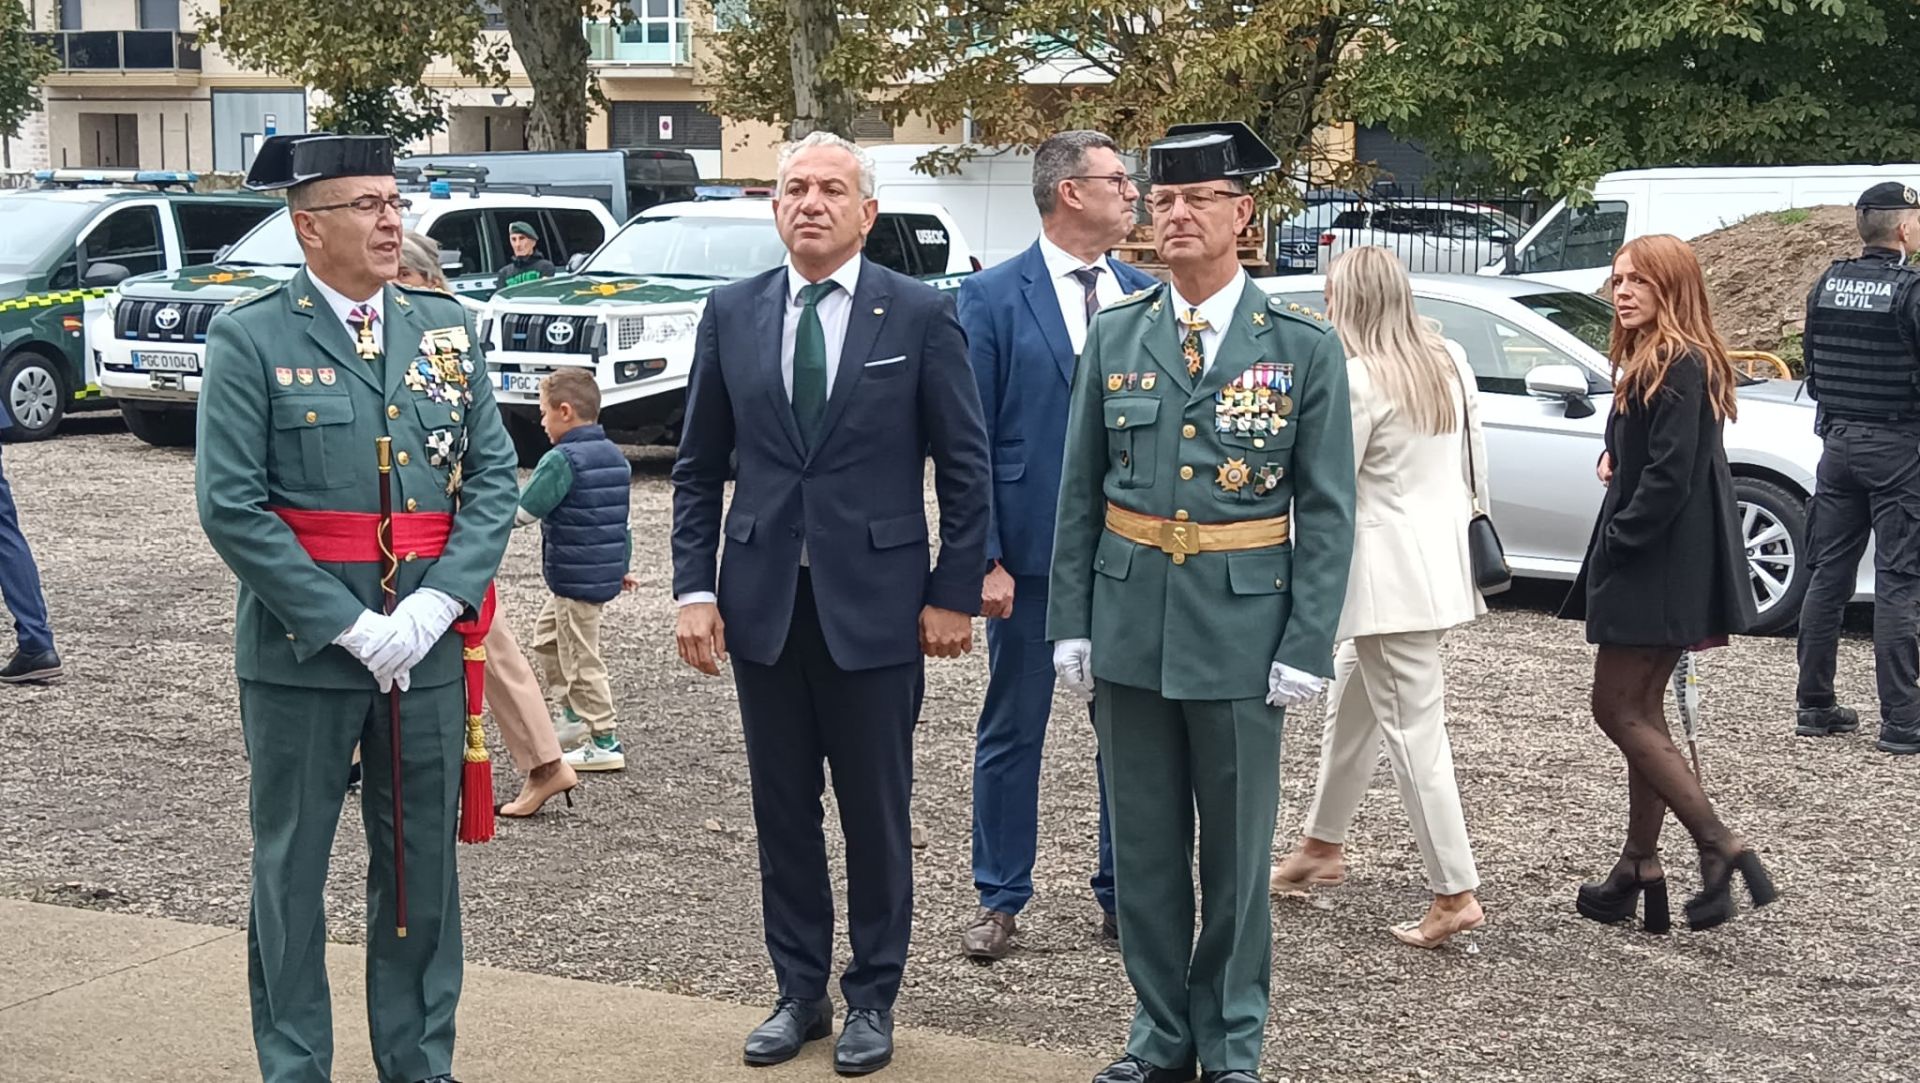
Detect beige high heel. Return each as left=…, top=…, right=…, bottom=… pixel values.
left=1269, top=853, right=1346, bottom=895
left=1389, top=903, right=1485, bottom=949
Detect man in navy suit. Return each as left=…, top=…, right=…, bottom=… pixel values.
left=955, top=130, right=1153, bottom=961
left=670, top=131, right=991, bottom=1076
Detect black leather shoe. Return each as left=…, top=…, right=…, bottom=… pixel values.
left=1093, top=1053, right=1198, bottom=1083
left=834, top=1007, right=894, bottom=1076
left=1795, top=703, right=1859, bottom=737
left=0, top=647, right=61, bottom=684
left=1878, top=722, right=1920, bottom=755
left=412, top=1076, right=460, bottom=1082
left=744, top=996, right=833, bottom=1067
left=1100, top=910, right=1119, bottom=942
left=1201, top=1072, right=1261, bottom=1083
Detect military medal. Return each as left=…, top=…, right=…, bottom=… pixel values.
left=1217, top=457, right=1251, bottom=493
left=275, top=367, right=293, bottom=386
left=355, top=323, right=381, bottom=361
left=426, top=429, right=455, bottom=467
left=1127, top=372, right=1138, bottom=391
left=1141, top=372, right=1156, bottom=391
left=318, top=367, right=336, bottom=386
left=1108, top=373, right=1124, bottom=392
left=296, top=368, right=313, bottom=385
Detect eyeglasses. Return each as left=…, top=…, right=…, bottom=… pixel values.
left=1145, top=188, right=1247, bottom=215
left=305, top=195, right=412, bottom=216
left=1068, top=173, right=1136, bottom=195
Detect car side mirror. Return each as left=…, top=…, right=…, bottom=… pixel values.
left=82, top=261, right=130, bottom=287
left=439, top=249, right=464, bottom=272
left=566, top=253, right=588, bottom=274
left=1526, top=363, right=1596, bottom=419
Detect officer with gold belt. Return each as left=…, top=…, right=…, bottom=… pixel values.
left=195, top=134, right=517, bottom=1083
left=1047, top=123, right=1355, bottom=1083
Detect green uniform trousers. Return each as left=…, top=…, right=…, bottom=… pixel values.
left=1094, top=679, right=1284, bottom=1073
left=241, top=679, right=466, bottom=1083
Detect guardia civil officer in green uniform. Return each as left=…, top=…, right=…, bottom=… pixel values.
left=1048, top=123, right=1356, bottom=1083
left=195, top=133, right=517, bottom=1083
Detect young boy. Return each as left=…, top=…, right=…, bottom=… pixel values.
left=517, top=368, right=635, bottom=771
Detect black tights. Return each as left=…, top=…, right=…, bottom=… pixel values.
left=1591, top=645, right=1738, bottom=876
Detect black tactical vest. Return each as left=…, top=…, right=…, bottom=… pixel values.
left=1805, top=250, right=1920, bottom=422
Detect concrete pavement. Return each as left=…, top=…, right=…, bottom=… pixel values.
left=0, top=900, right=1101, bottom=1082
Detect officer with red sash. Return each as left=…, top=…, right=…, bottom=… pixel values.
left=194, top=133, right=517, bottom=1083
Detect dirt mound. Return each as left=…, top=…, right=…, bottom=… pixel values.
left=1693, top=204, right=1859, bottom=356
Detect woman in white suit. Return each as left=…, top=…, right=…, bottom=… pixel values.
left=1270, top=245, right=1488, bottom=948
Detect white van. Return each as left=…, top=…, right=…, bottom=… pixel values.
left=864, top=143, right=1034, bottom=268
left=1486, top=164, right=1920, bottom=293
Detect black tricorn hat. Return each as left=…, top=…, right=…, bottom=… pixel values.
left=1857, top=181, right=1920, bottom=210
left=1147, top=122, right=1280, bottom=186
left=244, top=133, right=395, bottom=192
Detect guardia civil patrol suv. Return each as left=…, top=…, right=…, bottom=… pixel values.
left=0, top=170, right=278, bottom=440
left=478, top=197, right=973, bottom=464
left=95, top=183, right=615, bottom=447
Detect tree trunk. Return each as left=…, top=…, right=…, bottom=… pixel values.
left=504, top=0, right=593, bottom=150
left=786, top=0, right=855, bottom=140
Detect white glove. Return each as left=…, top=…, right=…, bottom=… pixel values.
left=1053, top=638, right=1095, bottom=702
left=333, top=610, right=410, bottom=693
left=1267, top=662, right=1325, bottom=709
left=387, top=588, right=464, bottom=681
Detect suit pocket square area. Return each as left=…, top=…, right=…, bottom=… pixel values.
left=865, top=355, right=906, bottom=368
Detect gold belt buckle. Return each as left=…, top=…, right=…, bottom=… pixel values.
left=1159, top=520, right=1200, bottom=557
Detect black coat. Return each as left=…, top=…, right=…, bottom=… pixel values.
left=1560, top=352, right=1757, bottom=646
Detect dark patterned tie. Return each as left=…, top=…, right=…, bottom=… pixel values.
left=791, top=280, right=840, bottom=448
left=1067, top=265, right=1103, bottom=327
left=1179, top=308, right=1209, bottom=378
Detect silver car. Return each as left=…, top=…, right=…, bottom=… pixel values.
left=1257, top=274, right=1873, bottom=634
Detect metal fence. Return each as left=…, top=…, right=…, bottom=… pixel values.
left=1268, top=181, right=1546, bottom=278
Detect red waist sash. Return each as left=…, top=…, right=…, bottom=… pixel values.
left=272, top=507, right=453, bottom=563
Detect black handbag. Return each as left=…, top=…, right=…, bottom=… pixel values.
left=1450, top=362, right=1511, bottom=595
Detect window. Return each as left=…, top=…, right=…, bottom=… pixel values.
left=426, top=211, right=487, bottom=279
left=175, top=201, right=276, bottom=264
left=138, top=0, right=179, bottom=29
left=82, top=205, right=166, bottom=279
left=546, top=208, right=608, bottom=262
left=58, top=0, right=81, bottom=29
left=712, top=0, right=748, bottom=29
left=1416, top=298, right=1585, bottom=396
left=1516, top=200, right=1628, bottom=274
left=1514, top=290, right=1616, bottom=356
left=863, top=216, right=913, bottom=275
left=485, top=209, right=550, bottom=266
left=898, top=214, right=951, bottom=275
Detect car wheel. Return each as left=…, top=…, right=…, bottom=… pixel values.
left=1736, top=477, right=1808, bottom=636
left=0, top=350, right=68, bottom=441
left=121, top=404, right=198, bottom=448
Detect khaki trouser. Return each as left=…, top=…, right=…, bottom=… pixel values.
left=1302, top=631, right=1479, bottom=895
left=529, top=594, right=615, bottom=732
left=483, top=614, right=563, bottom=772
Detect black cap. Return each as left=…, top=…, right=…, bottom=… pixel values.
left=244, top=134, right=395, bottom=192
left=1857, top=181, right=1920, bottom=210
left=1147, top=122, right=1279, bottom=186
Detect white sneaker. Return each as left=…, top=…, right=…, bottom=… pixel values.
left=564, top=739, right=625, bottom=772
left=553, top=713, right=589, bottom=750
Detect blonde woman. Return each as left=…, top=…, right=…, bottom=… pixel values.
left=396, top=231, right=579, bottom=817
left=1270, top=245, right=1487, bottom=948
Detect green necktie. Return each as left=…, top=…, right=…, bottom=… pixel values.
left=792, top=279, right=839, bottom=448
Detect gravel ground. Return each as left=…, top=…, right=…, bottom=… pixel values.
left=2, top=417, right=1917, bottom=1083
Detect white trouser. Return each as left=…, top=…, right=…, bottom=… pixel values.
left=1301, top=630, right=1479, bottom=895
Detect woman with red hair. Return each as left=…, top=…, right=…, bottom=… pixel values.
left=1562, top=234, right=1774, bottom=932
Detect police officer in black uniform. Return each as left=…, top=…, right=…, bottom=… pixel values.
left=1794, top=181, right=1920, bottom=756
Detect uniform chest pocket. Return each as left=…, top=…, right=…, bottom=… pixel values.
left=1104, top=397, right=1160, bottom=489
left=271, top=395, right=357, bottom=491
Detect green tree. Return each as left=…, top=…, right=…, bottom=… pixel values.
left=503, top=0, right=644, bottom=149
left=201, top=0, right=510, bottom=143
left=707, top=0, right=1377, bottom=204
left=0, top=0, right=59, bottom=145
left=1348, top=0, right=1920, bottom=195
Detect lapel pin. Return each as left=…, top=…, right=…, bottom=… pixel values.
left=873, top=307, right=885, bottom=316
left=1251, top=311, right=1266, bottom=327
left=395, top=294, right=410, bottom=308
left=296, top=296, right=314, bottom=309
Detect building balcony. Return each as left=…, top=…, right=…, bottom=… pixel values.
left=32, top=30, right=203, bottom=73
left=585, top=19, right=690, bottom=66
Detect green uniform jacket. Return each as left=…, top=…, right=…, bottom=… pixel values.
left=195, top=267, right=518, bottom=690
left=1047, top=279, right=1356, bottom=701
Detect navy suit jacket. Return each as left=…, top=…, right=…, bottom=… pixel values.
left=956, top=241, right=1156, bottom=578
left=671, top=257, right=992, bottom=671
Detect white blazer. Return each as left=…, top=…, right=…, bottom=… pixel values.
left=1334, top=341, right=1490, bottom=641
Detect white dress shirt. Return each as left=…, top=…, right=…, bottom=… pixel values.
left=1037, top=233, right=1127, bottom=355
left=306, top=271, right=386, bottom=347
left=780, top=253, right=862, bottom=400
left=678, top=253, right=863, bottom=606
left=1169, top=271, right=1247, bottom=376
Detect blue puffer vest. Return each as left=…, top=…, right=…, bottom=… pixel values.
left=542, top=424, right=630, bottom=603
